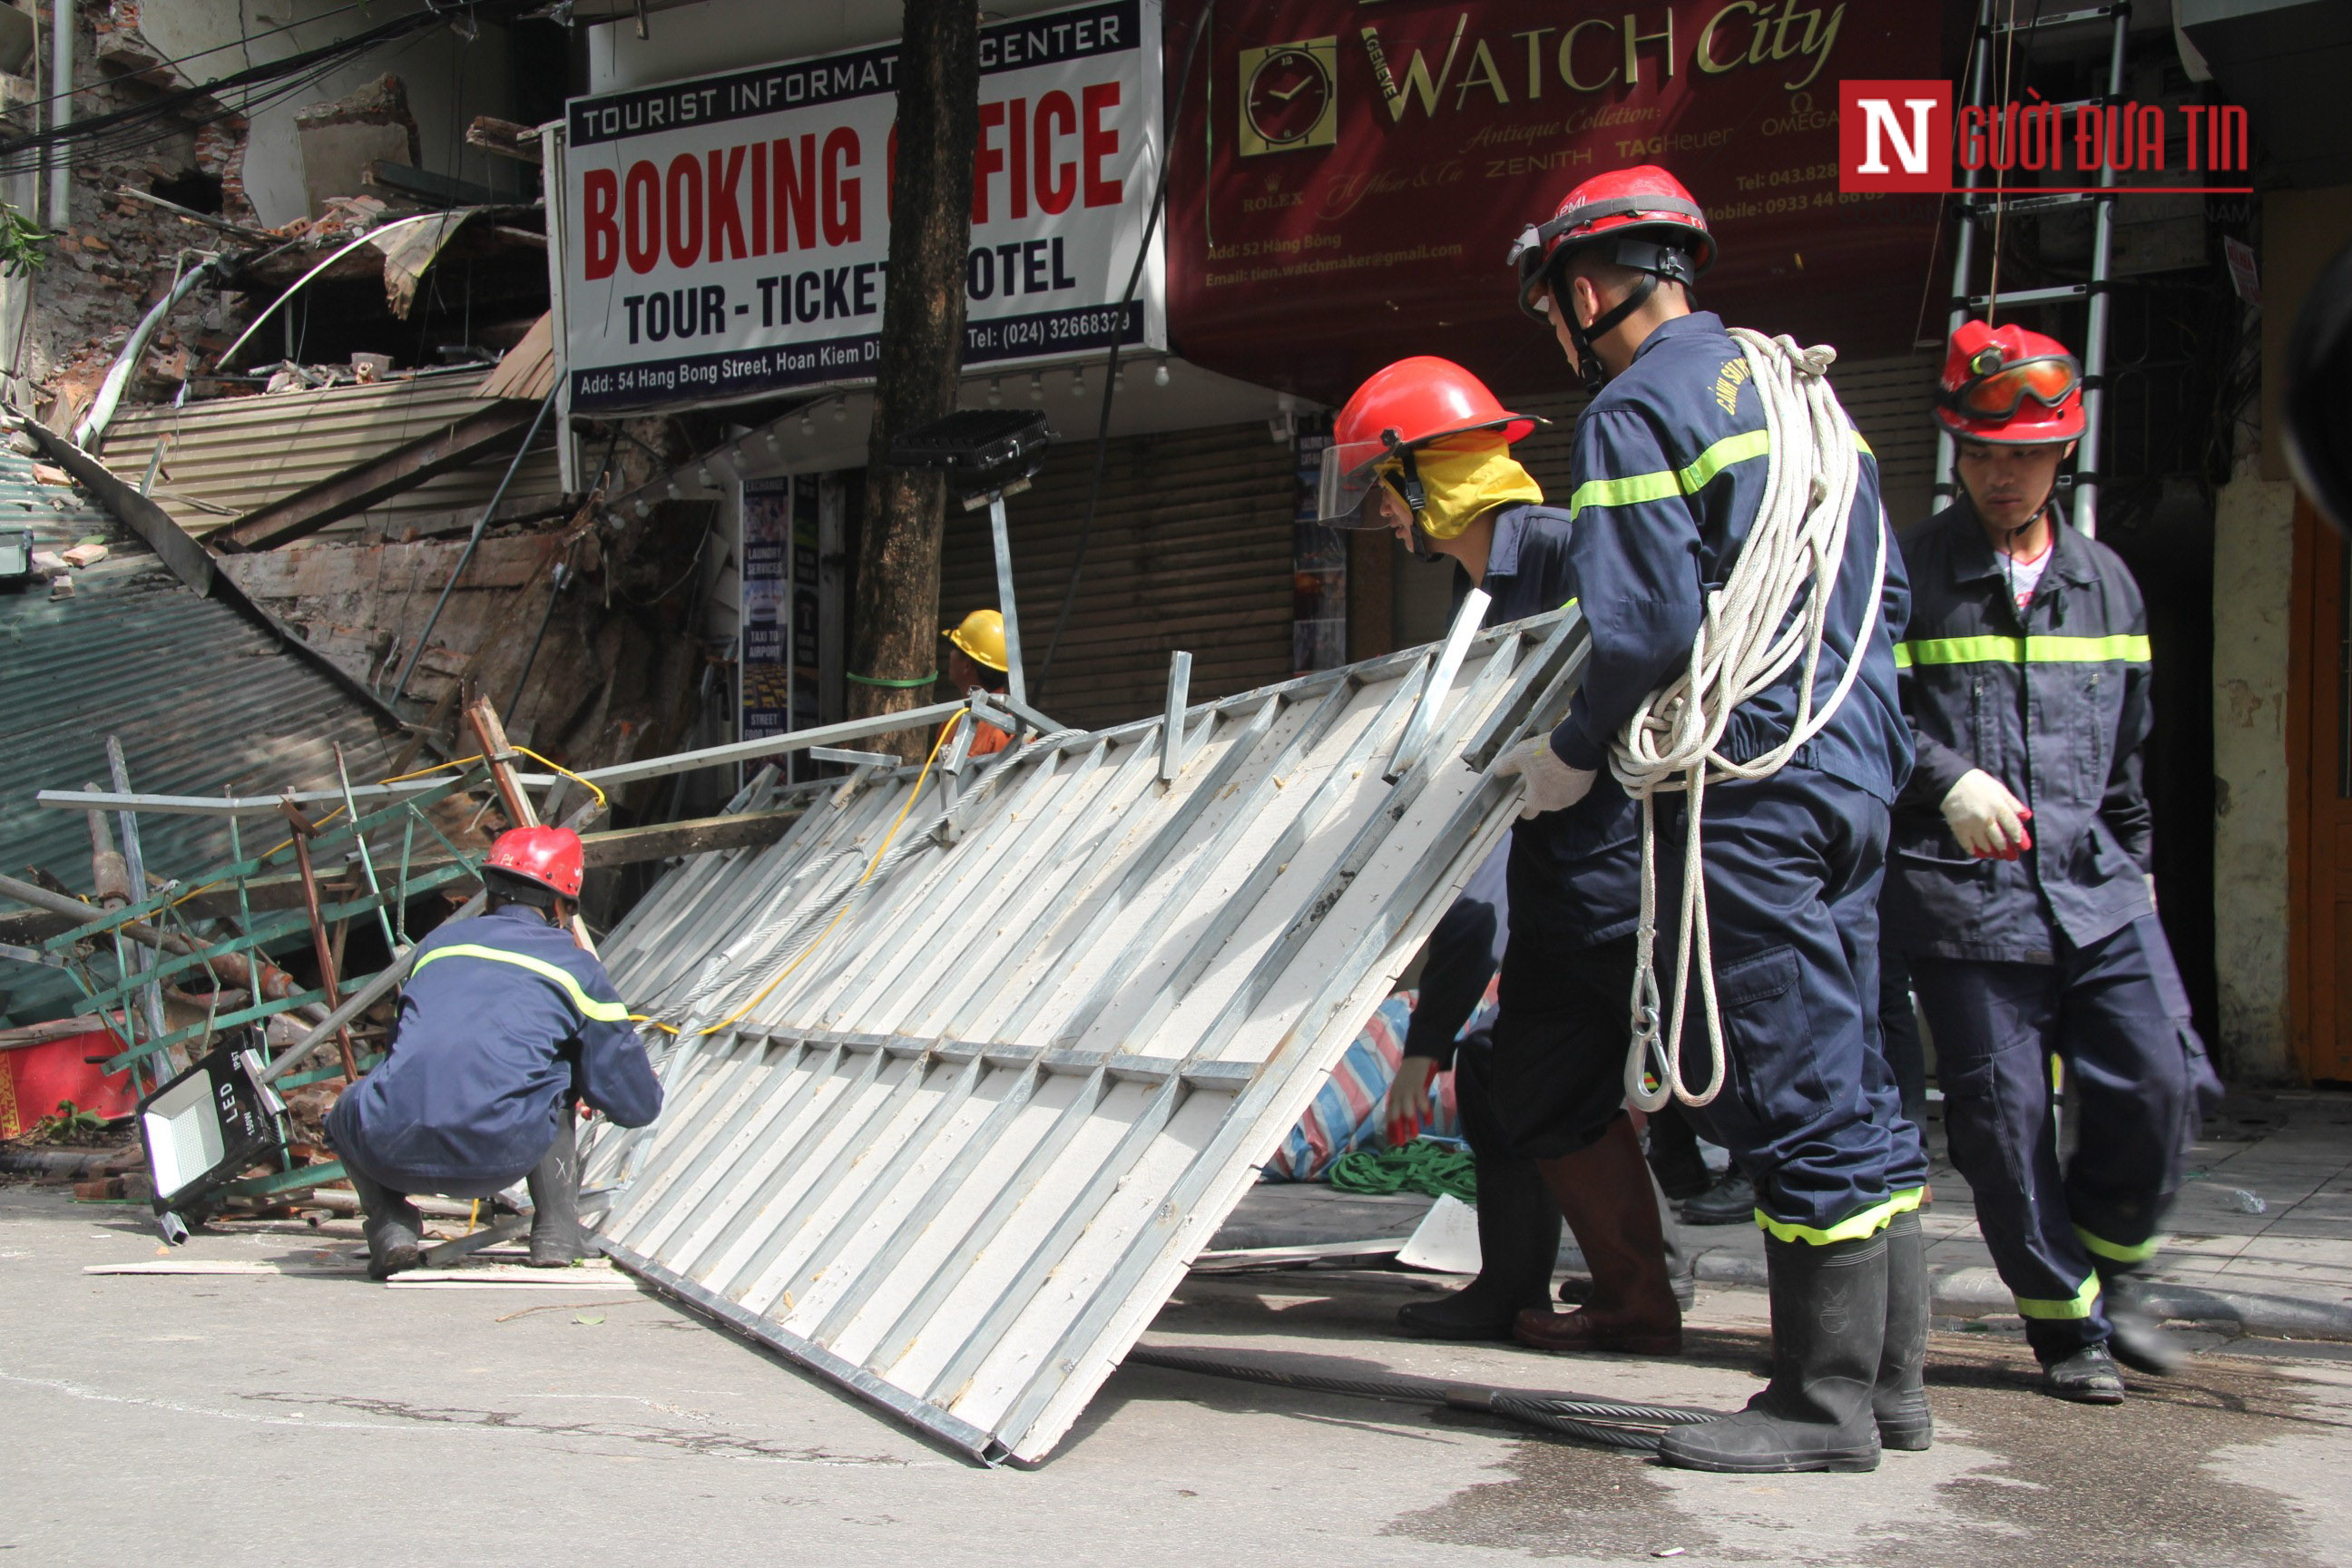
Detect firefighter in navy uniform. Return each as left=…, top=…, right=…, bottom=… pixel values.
left=327, top=827, right=663, bottom=1279
left=1886, top=320, right=2222, bottom=1403
left=1497, top=166, right=1931, bottom=1473
left=1317, top=358, right=1691, bottom=1341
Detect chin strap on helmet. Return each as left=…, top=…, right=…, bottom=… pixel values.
left=1375, top=433, right=1449, bottom=562
left=1565, top=270, right=1659, bottom=394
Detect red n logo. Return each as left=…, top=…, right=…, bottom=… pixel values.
left=1840, top=80, right=1953, bottom=193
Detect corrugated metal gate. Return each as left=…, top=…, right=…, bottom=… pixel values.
left=938, top=419, right=1296, bottom=730
left=583, top=605, right=1584, bottom=1463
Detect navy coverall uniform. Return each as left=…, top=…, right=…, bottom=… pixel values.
left=1492, top=310, right=1927, bottom=1241
left=1886, top=499, right=2220, bottom=1360
left=1403, top=505, right=1574, bottom=1223
left=327, top=904, right=663, bottom=1198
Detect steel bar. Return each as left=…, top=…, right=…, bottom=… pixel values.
left=103, top=740, right=169, bottom=1048
left=1387, top=588, right=1489, bottom=782
left=334, top=746, right=401, bottom=955
left=35, top=778, right=554, bottom=818
left=987, top=492, right=1028, bottom=710
left=1159, top=651, right=1192, bottom=782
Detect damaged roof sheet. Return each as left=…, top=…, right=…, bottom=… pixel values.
left=583, top=607, right=1584, bottom=1464
left=93, top=366, right=564, bottom=542
left=0, top=449, right=404, bottom=1024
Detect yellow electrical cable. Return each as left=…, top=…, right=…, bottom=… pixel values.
left=681, top=714, right=962, bottom=1038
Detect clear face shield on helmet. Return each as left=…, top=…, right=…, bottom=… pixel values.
left=1313, top=432, right=1451, bottom=561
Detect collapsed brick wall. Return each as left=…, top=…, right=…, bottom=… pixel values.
left=16, top=0, right=260, bottom=426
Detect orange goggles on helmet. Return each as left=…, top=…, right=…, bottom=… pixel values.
left=1944, top=348, right=2082, bottom=422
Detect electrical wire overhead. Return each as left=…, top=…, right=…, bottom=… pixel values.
left=0, top=0, right=534, bottom=182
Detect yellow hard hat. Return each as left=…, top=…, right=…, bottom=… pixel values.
left=943, top=608, right=1008, bottom=672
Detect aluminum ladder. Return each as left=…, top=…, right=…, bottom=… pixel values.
left=1935, top=0, right=2133, bottom=539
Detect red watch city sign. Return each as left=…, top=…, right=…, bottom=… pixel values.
left=1164, top=0, right=1955, bottom=405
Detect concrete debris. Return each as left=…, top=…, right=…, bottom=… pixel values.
left=31, top=464, right=73, bottom=487
left=293, top=75, right=423, bottom=220
left=59, top=543, right=108, bottom=568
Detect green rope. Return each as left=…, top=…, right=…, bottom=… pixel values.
left=845, top=670, right=938, bottom=688
left=1328, top=1141, right=1478, bottom=1200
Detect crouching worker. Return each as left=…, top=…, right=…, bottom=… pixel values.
left=326, top=827, right=662, bottom=1279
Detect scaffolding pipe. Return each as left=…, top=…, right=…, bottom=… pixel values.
left=44, top=0, right=69, bottom=232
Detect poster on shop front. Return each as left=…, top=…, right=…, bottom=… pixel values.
left=553, top=0, right=1166, bottom=414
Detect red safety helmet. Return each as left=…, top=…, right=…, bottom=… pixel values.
left=1933, top=319, right=2084, bottom=446
left=1314, top=357, right=1543, bottom=532
left=485, top=825, right=585, bottom=900
left=1510, top=165, right=1716, bottom=326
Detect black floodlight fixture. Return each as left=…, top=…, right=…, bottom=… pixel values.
left=887, top=407, right=1054, bottom=509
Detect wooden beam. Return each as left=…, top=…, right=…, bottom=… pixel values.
left=212, top=400, right=543, bottom=554
left=577, top=808, right=804, bottom=867
left=466, top=116, right=544, bottom=164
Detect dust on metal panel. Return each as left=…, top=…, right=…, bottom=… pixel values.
left=94, top=366, right=565, bottom=540
left=584, top=607, right=1585, bottom=1465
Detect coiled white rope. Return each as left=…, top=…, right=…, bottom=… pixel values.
left=1610, top=329, right=1886, bottom=1111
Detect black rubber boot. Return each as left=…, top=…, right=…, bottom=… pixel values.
left=525, top=1107, right=586, bottom=1268
left=2102, top=1274, right=2185, bottom=1375
left=1658, top=1231, right=1888, bottom=1474
left=346, top=1166, right=423, bottom=1280
left=1681, top=1169, right=1758, bottom=1227
left=1874, top=1210, right=1932, bottom=1451
left=2042, top=1343, right=2126, bottom=1404
left=1396, top=1148, right=1562, bottom=1340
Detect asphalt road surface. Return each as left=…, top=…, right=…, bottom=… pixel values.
left=5, top=1186, right=2347, bottom=1567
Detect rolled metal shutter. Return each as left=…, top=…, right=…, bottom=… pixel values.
left=939, top=420, right=1297, bottom=731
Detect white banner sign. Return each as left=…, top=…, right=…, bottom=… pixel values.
left=554, top=0, right=1164, bottom=414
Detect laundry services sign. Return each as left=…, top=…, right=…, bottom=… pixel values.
left=552, top=0, right=1166, bottom=414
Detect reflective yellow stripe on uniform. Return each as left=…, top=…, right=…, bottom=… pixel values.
left=2014, top=1274, right=2103, bottom=1319
left=2074, top=1225, right=2163, bottom=1265
left=411, top=943, right=630, bottom=1023
left=1567, top=428, right=1773, bottom=520
left=1894, top=633, right=2152, bottom=670
left=1752, top=1184, right=1926, bottom=1246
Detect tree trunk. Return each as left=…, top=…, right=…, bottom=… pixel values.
left=848, top=0, right=979, bottom=759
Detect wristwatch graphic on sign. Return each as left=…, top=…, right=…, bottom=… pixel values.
left=1238, top=38, right=1338, bottom=156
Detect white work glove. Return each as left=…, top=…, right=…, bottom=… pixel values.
left=1497, top=737, right=1596, bottom=819
left=1940, top=768, right=2033, bottom=861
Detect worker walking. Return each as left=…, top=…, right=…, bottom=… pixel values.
left=326, top=827, right=662, bottom=1279
left=942, top=609, right=1014, bottom=757
left=1497, top=166, right=1929, bottom=1472
left=1886, top=320, right=2221, bottom=1403
left=1322, top=358, right=1690, bottom=1339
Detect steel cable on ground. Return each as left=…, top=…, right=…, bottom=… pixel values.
left=1607, top=328, right=1883, bottom=1112
left=1126, top=1346, right=1726, bottom=1453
